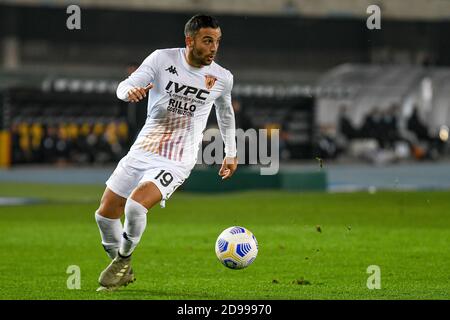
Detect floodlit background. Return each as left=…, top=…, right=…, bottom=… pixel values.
left=1, top=0, right=450, bottom=189
left=0, top=0, right=449, bottom=300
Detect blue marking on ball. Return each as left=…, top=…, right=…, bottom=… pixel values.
left=236, top=243, right=252, bottom=257
left=217, top=238, right=229, bottom=253
left=223, top=259, right=238, bottom=269
left=230, top=227, right=246, bottom=235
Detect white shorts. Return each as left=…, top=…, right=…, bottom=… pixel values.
left=105, top=153, right=192, bottom=207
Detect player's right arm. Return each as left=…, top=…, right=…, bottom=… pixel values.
left=125, top=84, right=153, bottom=103
left=116, top=50, right=160, bottom=103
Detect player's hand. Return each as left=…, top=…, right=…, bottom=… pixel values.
left=127, top=84, right=153, bottom=103
left=219, top=157, right=238, bottom=180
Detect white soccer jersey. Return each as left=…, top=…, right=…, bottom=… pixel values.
left=116, top=48, right=237, bottom=169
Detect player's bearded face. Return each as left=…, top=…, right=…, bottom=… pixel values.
left=189, top=27, right=221, bottom=66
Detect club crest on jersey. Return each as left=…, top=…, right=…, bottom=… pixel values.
left=205, top=75, right=217, bottom=89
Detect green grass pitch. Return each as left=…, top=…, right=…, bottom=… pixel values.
left=0, top=183, right=449, bottom=299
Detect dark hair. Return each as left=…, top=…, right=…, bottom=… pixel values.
left=184, top=14, right=220, bottom=37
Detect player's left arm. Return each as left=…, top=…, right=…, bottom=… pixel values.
left=214, top=73, right=238, bottom=180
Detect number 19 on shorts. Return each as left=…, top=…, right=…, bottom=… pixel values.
left=155, top=170, right=174, bottom=187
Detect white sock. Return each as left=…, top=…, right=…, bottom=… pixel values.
left=119, top=198, right=148, bottom=257
left=95, top=211, right=123, bottom=259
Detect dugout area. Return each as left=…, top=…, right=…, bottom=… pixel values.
left=0, top=75, right=322, bottom=190
left=0, top=77, right=325, bottom=191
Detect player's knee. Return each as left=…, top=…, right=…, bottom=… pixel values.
left=97, top=198, right=124, bottom=219
left=97, top=188, right=126, bottom=218
left=130, top=182, right=162, bottom=209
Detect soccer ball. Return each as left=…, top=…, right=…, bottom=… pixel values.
left=215, top=226, right=258, bottom=269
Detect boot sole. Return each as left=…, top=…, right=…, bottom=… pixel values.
left=96, top=276, right=136, bottom=292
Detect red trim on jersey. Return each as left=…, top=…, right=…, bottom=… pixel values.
left=167, top=116, right=181, bottom=160
left=158, top=116, right=174, bottom=156
left=176, top=116, right=191, bottom=162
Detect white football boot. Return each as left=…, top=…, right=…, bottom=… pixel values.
left=96, top=255, right=135, bottom=292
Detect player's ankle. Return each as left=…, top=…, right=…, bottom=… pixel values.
left=118, top=251, right=132, bottom=259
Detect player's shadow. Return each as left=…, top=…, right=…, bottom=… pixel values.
left=112, top=289, right=221, bottom=299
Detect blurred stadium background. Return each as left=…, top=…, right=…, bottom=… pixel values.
left=1, top=0, right=450, bottom=191
left=0, top=0, right=450, bottom=300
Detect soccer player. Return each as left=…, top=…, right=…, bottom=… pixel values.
left=95, top=14, right=238, bottom=291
